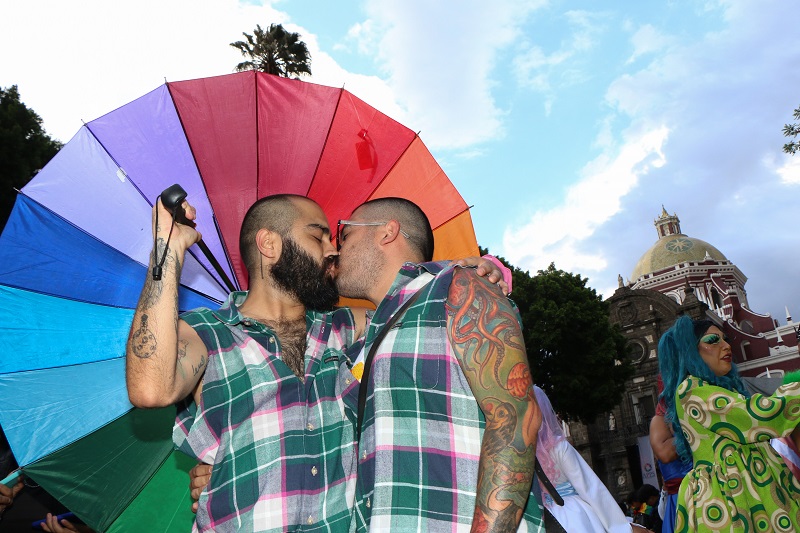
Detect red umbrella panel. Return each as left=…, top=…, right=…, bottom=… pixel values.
left=0, top=70, right=478, bottom=531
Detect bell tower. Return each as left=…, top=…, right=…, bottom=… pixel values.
left=654, top=206, right=681, bottom=238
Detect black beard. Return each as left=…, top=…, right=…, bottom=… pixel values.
left=271, top=237, right=339, bottom=311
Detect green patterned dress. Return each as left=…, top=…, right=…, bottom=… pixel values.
left=674, top=376, right=800, bottom=532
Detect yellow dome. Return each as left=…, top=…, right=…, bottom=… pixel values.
left=631, top=234, right=728, bottom=280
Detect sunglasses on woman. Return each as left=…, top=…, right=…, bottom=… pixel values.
left=699, top=333, right=730, bottom=345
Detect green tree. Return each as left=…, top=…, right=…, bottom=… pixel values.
left=783, top=105, right=800, bottom=155
left=231, top=23, right=311, bottom=78
left=0, top=85, right=62, bottom=230
left=486, top=252, right=632, bottom=423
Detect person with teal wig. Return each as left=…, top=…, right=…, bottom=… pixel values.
left=658, top=315, right=800, bottom=532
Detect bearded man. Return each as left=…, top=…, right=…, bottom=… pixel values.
left=126, top=194, right=359, bottom=532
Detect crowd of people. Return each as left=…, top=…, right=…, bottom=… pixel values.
left=3, top=192, right=800, bottom=532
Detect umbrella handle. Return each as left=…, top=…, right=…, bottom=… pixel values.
left=160, top=184, right=195, bottom=228
left=156, top=184, right=237, bottom=293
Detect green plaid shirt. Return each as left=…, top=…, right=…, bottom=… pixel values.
left=175, top=291, right=358, bottom=532
left=349, top=263, right=544, bottom=532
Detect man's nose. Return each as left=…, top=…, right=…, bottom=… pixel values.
left=323, top=238, right=338, bottom=257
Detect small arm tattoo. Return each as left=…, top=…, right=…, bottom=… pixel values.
left=130, top=314, right=157, bottom=359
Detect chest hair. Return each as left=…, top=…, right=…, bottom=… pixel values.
left=260, top=317, right=307, bottom=380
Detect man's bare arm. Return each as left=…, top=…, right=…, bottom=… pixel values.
left=126, top=200, right=208, bottom=407
left=446, top=267, right=541, bottom=533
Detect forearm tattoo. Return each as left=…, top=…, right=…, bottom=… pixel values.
left=446, top=269, right=536, bottom=531
left=130, top=314, right=157, bottom=359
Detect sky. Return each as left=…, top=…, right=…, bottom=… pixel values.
left=2, top=0, right=798, bottom=323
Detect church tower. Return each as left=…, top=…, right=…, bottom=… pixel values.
left=655, top=206, right=681, bottom=238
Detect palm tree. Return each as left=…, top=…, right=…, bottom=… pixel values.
left=230, top=23, right=311, bottom=78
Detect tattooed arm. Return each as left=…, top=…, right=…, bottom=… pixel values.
left=446, top=267, right=541, bottom=533
left=126, top=199, right=208, bottom=408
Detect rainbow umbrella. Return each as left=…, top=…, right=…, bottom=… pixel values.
left=0, top=71, right=477, bottom=532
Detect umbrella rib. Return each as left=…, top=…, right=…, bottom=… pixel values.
left=304, top=87, right=345, bottom=197
left=360, top=131, right=419, bottom=197
left=255, top=71, right=261, bottom=200
left=357, top=133, right=472, bottom=229
left=83, top=123, right=151, bottom=206
left=434, top=204, right=474, bottom=231
left=165, top=80, right=240, bottom=292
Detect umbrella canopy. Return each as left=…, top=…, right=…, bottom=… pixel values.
left=0, top=71, right=477, bottom=532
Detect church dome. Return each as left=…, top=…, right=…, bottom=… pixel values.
left=631, top=208, right=728, bottom=281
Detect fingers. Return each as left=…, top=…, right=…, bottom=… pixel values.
left=181, top=200, right=197, bottom=222
left=192, top=501, right=199, bottom=514
left=496, top=278, right=510, bottom=296
left=41, top=513, right=81, bottom=533
left=189, top=462, right=212, bottom=504
left=474, top=263, right=510, bottom=296
left=189, top=464, right=213, bottom=491
left=0, top=481, right=21, bottom=509
left=58, top=519, right=79, bottom=532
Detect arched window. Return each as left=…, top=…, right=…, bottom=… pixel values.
left=710, top=287, right=723, bottom=309
left=740, top=341, right=751, bottom=361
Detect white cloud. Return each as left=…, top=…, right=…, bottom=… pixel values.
left=0, top=0, right=294, bottom=142
left=338, top=20, right=377, bottom=54
left=773, top=155, right=800, bottom=185
left=627, top=24, right=671, bottom=63
left=0, top=0, right=401, bottom=143
left=512, top=9, right=605, bottom=114
left=502, top=126, right=669, bottom=274
left=353, top=0, right=546, bottom=150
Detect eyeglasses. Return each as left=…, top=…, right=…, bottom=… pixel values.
left=336, top=220, right=410, bottom=251
left=698, top=333, right=730, bottom=345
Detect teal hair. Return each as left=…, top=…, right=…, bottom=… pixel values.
left=657, top=315, right=749, bottom=463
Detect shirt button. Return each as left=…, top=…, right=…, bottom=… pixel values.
left=366, top=497, right=371, bottom=508
left=243, top=320, right=251, bottom=326
left=307, top=515, right=314, bottom=525
left=307, top=423, right=314, bottom=431
left=345, top=378, right=352, bottom=385
left=362, top=450, right=367, bottom=460
left=311, top=466, right=318, bottom=476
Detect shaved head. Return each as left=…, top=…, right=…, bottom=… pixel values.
left=355, top=198, right=434, bottom=261
left=239, top=194, right=305, bottom=276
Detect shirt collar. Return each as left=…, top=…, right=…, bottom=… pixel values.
left=368, top=261, right=448, bottom=322
left=210, top=290, right=322, bottom=328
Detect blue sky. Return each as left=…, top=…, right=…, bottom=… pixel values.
left=2, top=0, right=798, bottom=322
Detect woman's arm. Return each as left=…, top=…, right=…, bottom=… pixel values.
left=649, top=415, right=678, bottom=463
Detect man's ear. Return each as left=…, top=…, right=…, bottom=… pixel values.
left=256, top=228, right=281, bottom=264
left=379, top=220, right=402, bottom=246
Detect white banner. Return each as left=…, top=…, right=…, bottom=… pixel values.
left=637, top=435, right=659, bottom=488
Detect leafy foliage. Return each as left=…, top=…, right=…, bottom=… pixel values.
left=485, top=251, right=632, bottom=423
left=0, top=85, right=61, bottom=230
left=783, top=105, right=800, bottom=155
left=230, top=23, right=311, bottom=78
